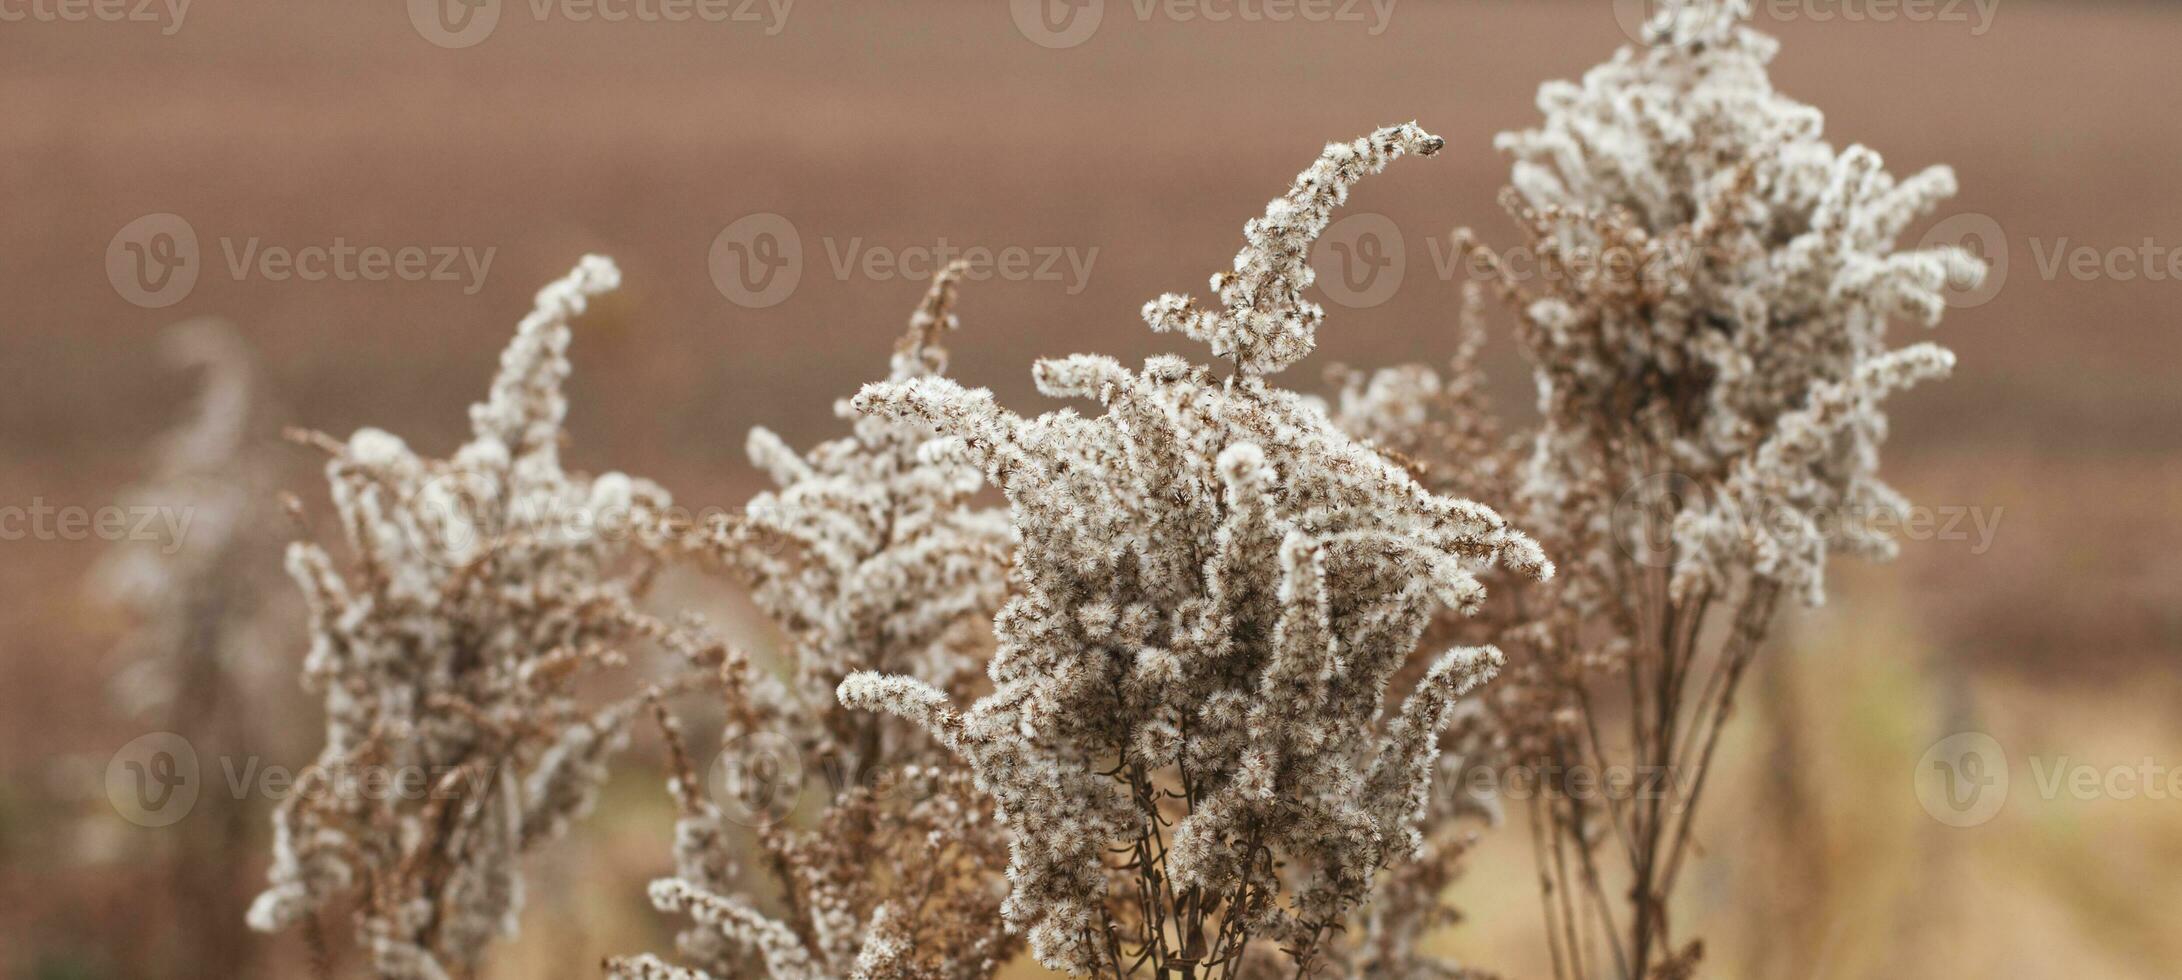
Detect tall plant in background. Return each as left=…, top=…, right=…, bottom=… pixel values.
left=248, top=258, right=708, bottom=979
left=841, top=125, right=1552, bottom=978
left=608, top=265, right=1018, bottom=980
left=1337, top=3, right=1984, bottom=976
left=95, top=319, right=295, bottom=977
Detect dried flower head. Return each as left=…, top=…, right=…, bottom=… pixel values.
left=1485, top=0, right=1982, bottom=606
left=1145, top=124, right=1446, bottom=376
left=248, top=257, right=700, bottom=978
left=609, top=266, right=1016, bottom=980
left=1333, top=4, right=1986, bottom=975
left=730, top=261, right=1014, bottom=759
left=842, top=126, right=1548, bottom=976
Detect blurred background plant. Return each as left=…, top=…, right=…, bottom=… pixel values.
left=81, top=318, right=299, bottom=978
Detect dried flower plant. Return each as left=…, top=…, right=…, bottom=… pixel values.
left=248, top=257, right=706, bottom=979
left=96, top=319, right=286, bottom=727
left=93, top=318, right=297, bottom=977
left=1335, top=3, right=1985, bottom=975
left=840, top=125, right=1550, bottom=978
left=219, top=13, right=1990, bottom=975
left=607, top=265, right=1018, bottom=980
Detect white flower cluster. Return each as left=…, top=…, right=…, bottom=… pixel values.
left=1327, top=4, right=1988, bottom=974
left=610, top=266, right=1016, bottom=980
left=1145, top=124, right=1445, bottom=377
left=733, top=261, right=1014, bottom=759
left=247, top=257, right=691, bottom=978
left=1490, top=0, right=1984, bottom=605
left=841, top=128, right=1549, bottom=976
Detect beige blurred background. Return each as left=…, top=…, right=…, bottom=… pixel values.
left=3, top=1, right=2178, bottom=977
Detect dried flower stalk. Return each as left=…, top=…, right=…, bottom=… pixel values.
left=842, top=125, right=1550, bottom=978
left=608, top=265, right=1017, bottom=980
left=249, top=257, right=705, bottom=979
left=1334, top=4, right=1985, bottom=975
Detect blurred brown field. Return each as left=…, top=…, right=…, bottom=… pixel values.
left=2, top=1, right=2178, bottom=977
